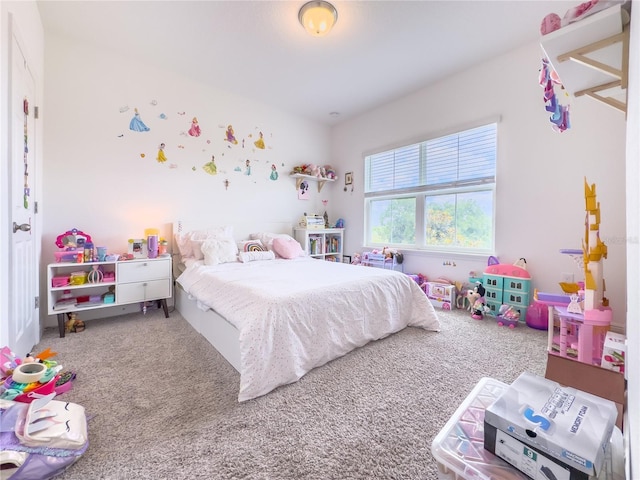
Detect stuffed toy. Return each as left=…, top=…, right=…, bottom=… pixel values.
left=470, top=282, right=488, bottom=319
left=65, top=313, right=85, bottom=333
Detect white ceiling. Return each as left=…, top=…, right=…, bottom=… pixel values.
left=36, top=0, right=578, bottom=126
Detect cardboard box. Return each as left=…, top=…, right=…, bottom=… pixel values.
left=600, top=332, right=626, bottom=374
left=545, top=353, right=626, bottom=431
left=424, top=282, right=456, bottom=310
left=484, top=372, right=618, bottom=477
left=484, top=422, right=593, bottom=479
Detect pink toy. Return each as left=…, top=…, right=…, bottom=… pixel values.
left=470, top=282, right=487, bottom=320
left=540, top=13, right=562, bottom=35
left=539, top=58, right=570, bottom=133
left=496, top=305, right=520, bottom=328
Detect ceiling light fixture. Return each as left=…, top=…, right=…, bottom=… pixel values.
left=298, top=1, right=338, bottom=37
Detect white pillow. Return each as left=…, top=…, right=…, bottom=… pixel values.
left=237, top=239, right=266, bottom=252
left=175, top=226, right=234, bottom=259
left=249, top=232, right=295, bottom=253
left=201, top=237, right=238, bottom=265
left=190, top=239, right=206, bottom=260
left=238, top=250, right=276, bottom=263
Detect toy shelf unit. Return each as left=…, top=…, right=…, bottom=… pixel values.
left=47, top=256, right=172, bottom=338
left=540, top=3, right=630, bottom=113
left=482, top=264, right=531, bottom=322
left=360, top=251, right=403, bottom=272
left=294, top=227, right=343, bottom=262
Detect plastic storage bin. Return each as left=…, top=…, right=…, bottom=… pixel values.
left=54, top=249, right=83, bottom=263
left=431, top=377, right=529, bottom=479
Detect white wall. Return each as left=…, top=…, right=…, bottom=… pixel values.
left=42, top=33, right=332, bottom=325
left=331, top=40, right=628, bottom=328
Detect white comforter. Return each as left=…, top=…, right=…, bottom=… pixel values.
left=176, top=257, right=440, bottom=401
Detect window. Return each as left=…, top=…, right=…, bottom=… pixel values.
left=364, top=123, right=496, bottom=253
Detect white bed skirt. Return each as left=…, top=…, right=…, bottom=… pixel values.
left=175, top=283, right=241, bottom=372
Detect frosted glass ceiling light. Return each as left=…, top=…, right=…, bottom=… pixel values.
left=298, top=1, right=338, bottom=37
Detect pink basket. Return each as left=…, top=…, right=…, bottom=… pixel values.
left=52, top=276, right=70, bottom=287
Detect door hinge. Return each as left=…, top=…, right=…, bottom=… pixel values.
left=34, top=201, right=38, bottom=214
left=34, top=106, right=39, bottom=119
left=34, top=296, right=40, bottom=309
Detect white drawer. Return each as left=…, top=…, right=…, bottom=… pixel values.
left=116, top=278, right=171, bottom=304
left=117, top=259, right=171, bottom=283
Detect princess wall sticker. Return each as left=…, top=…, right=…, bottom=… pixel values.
left=188, top=117, right=201, bottom=137
left=157, top=143, right=167, bottom=163
left=225, top=125, right=238, bottom=145
left=129, top=108, right=150, bottom=132
left=203, top=155, right=217, bottom=175
left=254, top=131, right=265, bottom=150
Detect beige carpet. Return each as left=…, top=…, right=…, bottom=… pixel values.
left=32, top=306, right=548, bottom=479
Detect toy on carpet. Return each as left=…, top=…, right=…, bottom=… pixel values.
left=65, top=313, right=85, bottom=333
left=455, top=281, right=473, bottom=310
left=0, top=392, right=89, bottom=479
left=496, top=304, right=521, bottom=328
left=0, top=347, right=76, bottom=403
left=470, top=282, right=489, bottom=320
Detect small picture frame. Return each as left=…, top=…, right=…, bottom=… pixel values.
left=128, top=238, right=147, bottom=259
left=345, top=172, right=353, bottom=185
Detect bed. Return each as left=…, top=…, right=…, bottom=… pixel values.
left=172, top=221, right=441, bottom=402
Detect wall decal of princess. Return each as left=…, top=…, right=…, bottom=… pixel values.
left=188, top=117, right=201, bottom=137
left=254, top=131, right=265, bottom=150
left=157, top=143, right=167, bottom=163
left=245, top=159, right=251, bottom=176
left=129, top=108, right=150, bottom=132
left=270, top=164, right=278, bottom=180
left=225, top=125, right=238, bottom=144
left=203, top=155, right=217, bottom=175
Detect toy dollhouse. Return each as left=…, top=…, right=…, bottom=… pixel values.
left=483, top=262, right=532, bottom=321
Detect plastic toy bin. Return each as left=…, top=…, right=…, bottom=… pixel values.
left=431, top=377, right=529, bottom=480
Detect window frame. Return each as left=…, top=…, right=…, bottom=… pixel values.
left=363, top=122, right=497, bottom=255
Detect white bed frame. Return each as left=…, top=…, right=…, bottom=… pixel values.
left=172, top=220, right=294, bottom=373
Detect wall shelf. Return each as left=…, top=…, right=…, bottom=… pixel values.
left=290, top=173, right=335, bottom=192
left=540, top=3, right=630, bottom=113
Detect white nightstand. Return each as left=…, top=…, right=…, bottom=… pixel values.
left=47, top=256, right=172, bottom=337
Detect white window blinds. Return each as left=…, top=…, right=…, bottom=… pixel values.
left=365, top=123, right=496, bottom=194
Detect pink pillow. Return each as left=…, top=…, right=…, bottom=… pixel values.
left=272, top=237, right=304, bottom=259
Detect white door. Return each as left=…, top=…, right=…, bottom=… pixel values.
left=8, top=28, right=39, bottom=357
